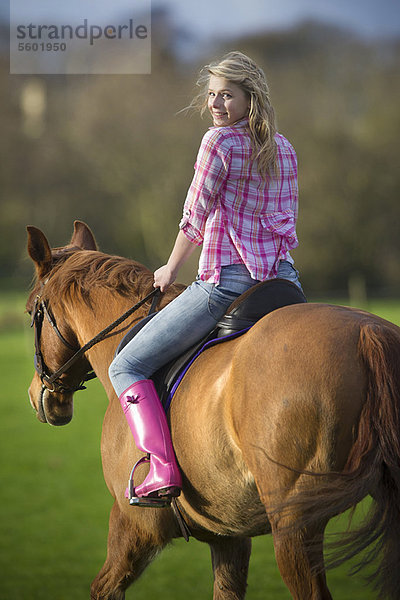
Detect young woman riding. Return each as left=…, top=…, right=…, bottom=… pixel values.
left=108, top=51, right=301, bottom=506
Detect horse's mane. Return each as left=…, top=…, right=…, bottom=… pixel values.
left=38, top=248, right=157, bottom=307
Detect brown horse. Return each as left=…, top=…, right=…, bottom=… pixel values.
left=26, top=221, right=400, bottom=600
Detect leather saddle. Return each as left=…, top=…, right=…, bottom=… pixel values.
left=116, top=278, right=306, bottom=411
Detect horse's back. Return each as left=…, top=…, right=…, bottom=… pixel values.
left=229, top=304, right=368, bottom=483
left=171, top=302, right=384, bottom=530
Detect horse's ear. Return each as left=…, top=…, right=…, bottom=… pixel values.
left=70, top=220, right=98, bottom=251
left=27, top=226, right=52, bottom=278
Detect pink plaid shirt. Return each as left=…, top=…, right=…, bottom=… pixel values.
left=179, top=118, right=299, bottom=284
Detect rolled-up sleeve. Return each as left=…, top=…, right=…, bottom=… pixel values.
left=260, top=209, right=299, bottom=250
left=179, top=129, right=231, bottom=245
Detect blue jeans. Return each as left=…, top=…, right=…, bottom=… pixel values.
left=108, top=261, right=302, bottom=396
left=276, top=259, right=302, bottom=291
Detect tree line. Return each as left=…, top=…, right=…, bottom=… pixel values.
left=1, top=19, right=399, bottom=297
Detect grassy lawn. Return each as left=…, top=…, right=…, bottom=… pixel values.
left=0, top=293, right=398, bottom=599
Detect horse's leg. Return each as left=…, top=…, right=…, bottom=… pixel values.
left=270, top=516, right=332, bottom=600
left=91, top=501, right=166, bottom=600
left=210, top=536, right=252, bottom=600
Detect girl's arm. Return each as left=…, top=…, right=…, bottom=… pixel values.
left=153, top=230, right=197, bottom=292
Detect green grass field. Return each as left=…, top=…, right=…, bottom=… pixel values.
left=1, top=293, right=399, bottom=600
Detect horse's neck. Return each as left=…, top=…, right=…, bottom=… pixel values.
left=67, top=283, right=183, bottom=392
left=63, top=290, right=138, bottom=388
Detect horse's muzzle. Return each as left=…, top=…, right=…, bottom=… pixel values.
left=28, top=377, right=73, bottom=426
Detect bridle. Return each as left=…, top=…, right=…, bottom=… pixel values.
left=31, top=282, right=161, bottom=395
left=31, top=283, right=161, bottom=394
left=31, top=294, right=88, bottom=394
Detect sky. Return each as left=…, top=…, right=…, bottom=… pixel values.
left=6, top=0, right=400, bottom=63
left=161, top=0, right=400, bottom=40
left=7, top=0, right=400, bottom=40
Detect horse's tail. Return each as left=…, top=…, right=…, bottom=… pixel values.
left=273, top=320, right=400, bottom=599
left=339, top=321, right=400, bottom=598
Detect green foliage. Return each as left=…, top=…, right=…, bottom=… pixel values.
left=2, top=20, right=400, bottom=295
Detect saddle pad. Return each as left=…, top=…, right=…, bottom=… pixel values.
left=159, top=327, right=250, bottom=412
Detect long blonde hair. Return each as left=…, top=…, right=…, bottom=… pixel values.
left=189, top=51, right=278, bottom=177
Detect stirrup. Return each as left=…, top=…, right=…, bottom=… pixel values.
left=129, top=496, right=172, bottom=508
left=130, top=487, right=180, bottom=508
left=127, top=456, right=180, bottom=508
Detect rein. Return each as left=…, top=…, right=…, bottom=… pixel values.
left=32, top=286, right=161, bottom=394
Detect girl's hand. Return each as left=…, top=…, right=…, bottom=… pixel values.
left=153, top=265, right=177, bottom=292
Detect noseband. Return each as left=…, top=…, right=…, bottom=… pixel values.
left=31, top=283, right=161, bottom=395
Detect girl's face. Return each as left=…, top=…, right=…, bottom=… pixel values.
left=207, top=75, right=250, bottom=127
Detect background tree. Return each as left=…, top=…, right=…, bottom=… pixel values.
left=1, top=16, right=399, bottom=296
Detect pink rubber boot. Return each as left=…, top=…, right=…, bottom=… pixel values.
left=119, top=380, right=182, bottom=502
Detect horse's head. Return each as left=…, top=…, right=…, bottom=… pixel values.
left=26, top=221, right=98, bottom=426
